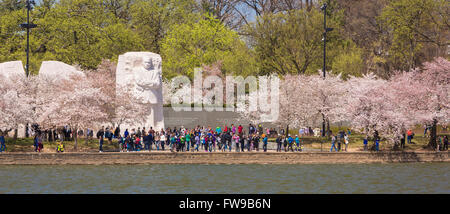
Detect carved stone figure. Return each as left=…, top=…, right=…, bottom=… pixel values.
left=116, top=52, right=165, bottom=131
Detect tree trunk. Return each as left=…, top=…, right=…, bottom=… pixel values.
left=25, top=124, right=29, bottom=138
left=286, top=125, right=289, bottom=137
left=428, top=119, right=437, bottom=149
left=326, top=118, right=331, bottom=137
left=322, top=113, right=326, bottom=137
left=74, top=127, right=78, bottom=151
left=13, top=128, right=18, bottom=142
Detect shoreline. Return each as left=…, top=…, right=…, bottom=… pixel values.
left=0, top=151, right=448, bottom=165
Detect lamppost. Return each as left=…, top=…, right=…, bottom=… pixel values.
left=320, top=3, right=333, bottom=138
left=19, top=0, right=37, bottom=77
left=20, top=0, right=36, bottom=138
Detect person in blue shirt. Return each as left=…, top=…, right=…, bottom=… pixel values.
left=262, top=135, right=268, bottom=152
left=375, top=139, right=380, bottom=151
left=34, top=134, right=39, bottom=152
left=124, top=129, right=129, bottom=138
left=363, top=135, right=368, bottom=151
left=287, top=135, right=294, bottom=152
left=0, top=134, right=6, bottom=152
left=295, top=135, right=300, bottom=152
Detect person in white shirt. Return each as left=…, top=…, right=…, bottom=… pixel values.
left=344, top=134, right=349, bottom=152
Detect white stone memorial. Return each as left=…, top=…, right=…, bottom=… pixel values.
left=0, top=61, right=26, bottom=79
left=116, top=52, right=165, bottom=131
left=38, top=61, right=85, bottom=79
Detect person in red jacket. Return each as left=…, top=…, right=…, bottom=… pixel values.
left=238, top=125, right=243, bottom=134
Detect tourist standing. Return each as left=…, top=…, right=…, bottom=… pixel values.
left=407, top=129, right=413, bottom=144
left=263, top=134, right=268, bottom=152
left=254, top=134, right=260, bottom=151
left=330, top=135, right=338, bottom=152
left=344, top=134, right=349, bottom=152
left=33, top=134, right=39, bottom=152
left=437, top=136, right=442, bottom=151
left=160, top=131, right=166, bottom=151
left=363, top=135, right=368, bottom=151
left=247, top=134, right=253, bottom=151
left=276, top=134, right=282, bottom=152
left=443, top=136, right=448, bottom=151
left=143, top=132, right=149, bottom=151
left=186, top=132, right=191, bottom=151
left=137, top=127, right=142, bottom=138
left=155, top=132, right=161, bottom=151
left=97, top=127, right=104, bottom=153
left=287, top=135, right=294, bottom=152
left=240, top=133, right=245, bottom=152
left=135, top=136, right=141, bottom=151
left=233, top=134, right=240, bottom=152
left=118, top=134, right=125, bottom=152
left=37, top=135, right=43, bottom=152
left=295, top=135, right=300, bottom=152
left=194, top=133, right=200, bottom=152
left=0, top=133, right=5, bottom=152
left=375, top=139, right=380, bottom=151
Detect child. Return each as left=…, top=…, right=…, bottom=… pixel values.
left=56, top=141, right=64, bottom=153
left=233, top=134, right=240, bottom=152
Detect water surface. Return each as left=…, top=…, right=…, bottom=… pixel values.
left=0, top=163, right=448, bottom=194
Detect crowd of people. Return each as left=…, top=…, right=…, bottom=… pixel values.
left=96, top=124, right=278, bottom=153
left=0, top=123, right=448, bottom=153
left=330, top=130, right=352, bottom=152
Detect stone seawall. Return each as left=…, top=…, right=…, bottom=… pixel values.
left=0, top=152, right=448, bottom=165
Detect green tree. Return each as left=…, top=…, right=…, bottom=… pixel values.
left=0, top=0, right=25, bottom=13
left=36, top=0, right=143, bottom=70
left=246, top=8, right=349, bottom=76
left=331, top=45, right=364, bottom=80
left=161, top=13, right=255, bottom=79
left=130, top=0, right=199, bottom=54
left=379, top=0, right=450, bottom=72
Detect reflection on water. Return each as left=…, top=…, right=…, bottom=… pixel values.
left=0, top=163, right=448, bottom=194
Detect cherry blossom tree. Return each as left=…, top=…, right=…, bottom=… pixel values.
left=35, top=71, right=110, bottom=150
left=343, top=73, right=413, bottom=146
left=277, top=73, right=347, bottom=136
left=91, top=60, right=150, bottom=129
left=390, top=57, right=450, bottom=148
left=0, top=73, right=35, bottom=139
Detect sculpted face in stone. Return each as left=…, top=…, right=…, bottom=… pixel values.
left=121, top=53, right=162, bottom=104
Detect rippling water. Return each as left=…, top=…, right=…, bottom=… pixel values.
left=0, top=163, right=448, bottom=194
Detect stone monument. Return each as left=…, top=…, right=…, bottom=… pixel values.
left=0, top=61, right=26, bottom=79
left=38, top=61, right=85, bottom=79
left=116, top=52, right=165, bottom=131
